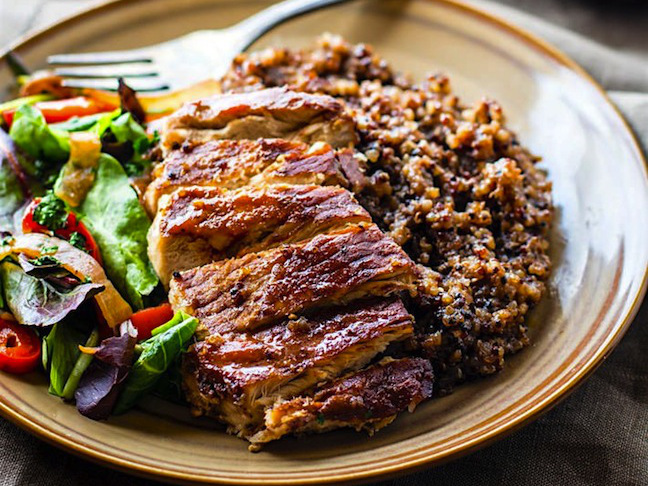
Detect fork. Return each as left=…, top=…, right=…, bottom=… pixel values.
left=47, top=0, right=353, bottom=93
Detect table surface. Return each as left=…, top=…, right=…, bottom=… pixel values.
left=0, top=1, right=646, bottom=485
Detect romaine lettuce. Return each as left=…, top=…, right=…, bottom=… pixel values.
left=77, top=153, right=158, bottom=308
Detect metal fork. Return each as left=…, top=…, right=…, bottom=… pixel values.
left=47, top=0, right=352, bottom=92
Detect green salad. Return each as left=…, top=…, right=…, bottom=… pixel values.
left=0, top=71, right=196, bottom=420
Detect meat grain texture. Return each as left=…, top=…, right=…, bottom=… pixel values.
left=220, top=35, right=553, bottom=393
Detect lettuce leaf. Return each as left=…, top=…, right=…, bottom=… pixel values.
left=0, top=128, right=28, bottom=231
left=0, top=150, right=24, bottom=231
left=75, top=332, right=137, bottom=420
left=77, top=153, right=158, bottom=308
left=110, top=112, right=149, bottom=149
left=0, top=260, right=104, bottom=327
left=100, top=112, right=152, bottom=176
left=52, top=109, right=121, bottom=133
left=44, top=321, right=85, bottom=396
left=44, top=319, right=98, bottom=398
left=113, top=311, right=197, bottom=414
left=9, top=104, right=69, bottom=164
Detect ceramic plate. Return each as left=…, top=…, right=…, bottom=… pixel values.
left=0, top=0, right=646, bottom=484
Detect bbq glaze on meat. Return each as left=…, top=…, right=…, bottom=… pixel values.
left=144, top=139, right=364, bottom=213
left=149, top=184, right=371, bottom=286
left=182, top=298, right=414, bottom=438
left=168, top=223, right=417, bottom=335
left=221, top=35, right=553, bottom=392
left=146, top=35, right=553, bottom=448
left=162, top=87, right=356, bottom=150
left=248, top=357, right=434, bottom=447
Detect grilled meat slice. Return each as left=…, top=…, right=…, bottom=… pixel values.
left=144, top=139, right=365, bottom=214
left=182, top=298, right=414, bottom=436
left=248, top=358, right=434, bottom=447
left=148, top=184, right=372, bottom=286
left=169, top=222, right=417, bottom=335
left=162, top=87, right=356, bottom=150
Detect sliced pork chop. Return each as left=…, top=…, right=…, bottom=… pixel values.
left=182, top=298, right=414, bottom=437
left=161, top=87, right=356, bottom=150
left=148, top=184, right=372, bottom=286
left=168, top=222, right=417, bottom=335
left=248, top=357, right=434, bottom=448
left=144, top=139, right=365, bottom=214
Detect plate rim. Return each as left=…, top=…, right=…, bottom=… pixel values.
left=0, top=0, right=646, bottom=484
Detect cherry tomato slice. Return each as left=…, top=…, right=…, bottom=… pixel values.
left=0, top=319, right=41, bottom=374
left=130, top=303, right=174, bottom=341
left=22, top=198, right=103, bottom=265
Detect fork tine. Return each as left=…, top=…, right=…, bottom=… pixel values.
left=61, top=77, right=169, bottom=92
left=54, top=63, right=157, bottom=78
left=48, top=49, right=152, bottom=65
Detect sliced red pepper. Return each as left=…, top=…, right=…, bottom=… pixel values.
left=0, top=318, right=41, bottom=374
left=130, top=303, right=174, bottom=341
left=22, top=198, right=103, bottom=265
left=3, top=96, right=115, bottom=127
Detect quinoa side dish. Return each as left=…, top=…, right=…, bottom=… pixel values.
left=0, top=34, right=552, bottom=449
left=220, top=36, right=554, bottom=393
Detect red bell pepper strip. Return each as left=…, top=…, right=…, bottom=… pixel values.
left=129, top=303, right=174, bottom=341
left=0, top=318, right=41, bottom=374
left=2, top=96, right=115, bottom=127
left=22, top=198, right=103, bottom=265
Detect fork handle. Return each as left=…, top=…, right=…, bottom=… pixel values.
left=233, top=0, right=352, bottom=50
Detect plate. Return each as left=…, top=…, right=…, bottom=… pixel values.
left=1, top=0, right=646, bottom=484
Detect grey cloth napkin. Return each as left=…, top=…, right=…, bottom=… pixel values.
left=1, top=1, right=646, bottom=485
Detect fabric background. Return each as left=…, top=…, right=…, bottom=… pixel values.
left=0, top=1, right=646, bottom=485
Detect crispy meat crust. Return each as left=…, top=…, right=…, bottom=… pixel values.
left=162, top=87, right=356, bottom=149
left=149, top=184, right=371, bottom=285
left=311, top=357, right=433, bottom=420
left=183, top=298, right=414, bottom=432
left=249, top=357, right=434, bottom=445
left=221, top=35, right=554, bottom=392
left=144, top=139, right=363, bottom=214
left=159, top=184, right=370, bottom=249
left=169, top=223, right=417, bottom=334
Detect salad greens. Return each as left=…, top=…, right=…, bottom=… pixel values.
left=152, top=355, right=185, bottom=404
left=77, top=154, right=158, bottom=309
left=0, top=152, right=23, bottom=231
left=110, top=112, right=149, bottom=149
left=0, top=128, right=29, bottom=232
left=0, top=81, right=201, bottom=420
left=113, top=311, right=197, bottom=414
left=100, top=112, right=152, bottom=176
left=44, top=318, right=98, bottom=398
left=52, top=109, right=120, bottom=133
left=9, top=105, right=152, bottom=187
left=9, top=104, right=70, bottom=164
left=75, top=332, right=137, bottom=420
left=60, top=328, right=99, bottom=400
left=0, top=260, right=104, bottom=327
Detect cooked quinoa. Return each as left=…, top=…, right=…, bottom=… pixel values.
left=221, top=35, right=553, bottom=393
